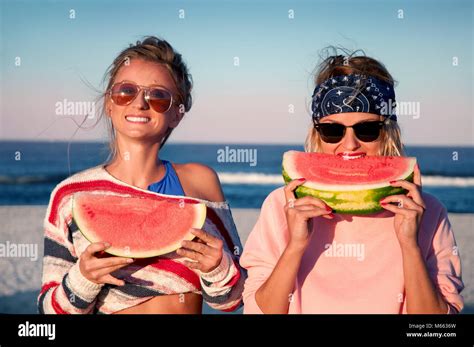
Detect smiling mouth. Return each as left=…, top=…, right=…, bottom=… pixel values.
left=125, top=116, right=151, bottom=123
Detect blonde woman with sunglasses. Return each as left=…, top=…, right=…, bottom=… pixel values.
left=38, top=37, right=245, bottom=314
left=240, top=53, right=463, bottom=314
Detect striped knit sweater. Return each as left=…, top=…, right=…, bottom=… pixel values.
left=38, top=165, right=246, bottom=314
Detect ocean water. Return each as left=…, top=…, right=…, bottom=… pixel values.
left=0, top=141, right=473, bottom=212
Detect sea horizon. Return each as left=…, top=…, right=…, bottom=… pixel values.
left=1, top=141, right=473, bottom=212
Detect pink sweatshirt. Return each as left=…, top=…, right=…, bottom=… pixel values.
left=240, top=187, right=464, bottom=314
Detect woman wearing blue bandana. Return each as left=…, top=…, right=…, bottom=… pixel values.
left=240, top=53, right=464, bottom=314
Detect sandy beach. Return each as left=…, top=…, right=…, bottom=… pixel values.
left=0, top=206, right=472, bottom=314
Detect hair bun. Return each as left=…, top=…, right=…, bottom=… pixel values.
left=329, top=55, right=345, bottom=65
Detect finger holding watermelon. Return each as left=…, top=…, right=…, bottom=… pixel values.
left=177, top=228, right=224, bottom=273
left=284, top=178, right=334, bottom=250
left=289, top=195, right=335, bottom=220
left=379, top=163, right=426, bottom=248
left=79, top=242, right=134, bottom=286
left=390, top=163, right=426, bottom=208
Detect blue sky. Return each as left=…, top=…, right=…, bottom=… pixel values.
left=1, top=0, right=472, bottom=145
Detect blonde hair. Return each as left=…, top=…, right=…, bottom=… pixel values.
left=305, top=48, right=405, bottom=156
left=100, top=36, right=193, bottom=162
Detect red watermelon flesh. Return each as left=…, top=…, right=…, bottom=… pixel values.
left=72, top=191, right=206, bottom=258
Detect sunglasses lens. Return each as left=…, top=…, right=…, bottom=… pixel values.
left=111, top=83, right=138, bottom=105
left=353, top=122, right=382, bottom=142
left=148, top=88, right=172, bottom=113
left=318, top=123, right=345, bottom=143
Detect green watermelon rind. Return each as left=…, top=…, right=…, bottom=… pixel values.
left=72, top=192, right=207, bottom=258
left=282, top=168, right=414, bottom=215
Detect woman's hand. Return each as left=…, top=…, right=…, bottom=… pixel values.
left=284, top=178, right=334, bottom=250
left=177, top=229, right=224, bottom=273
left=79, top=242, right=134, bottom=286
left=379, top=164, right=426, bottom=248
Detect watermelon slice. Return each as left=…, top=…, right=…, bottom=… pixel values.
left=72, top=191, right=207, bottom=258
left=282, top=151, right=416, bottom=214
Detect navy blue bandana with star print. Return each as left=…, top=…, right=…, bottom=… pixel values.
left=311, top=74, right=397, bottom=122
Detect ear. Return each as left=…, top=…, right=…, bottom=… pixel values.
left=105, top=97, right=112, bottom=118
left=169, top=103, right=185, bottom=128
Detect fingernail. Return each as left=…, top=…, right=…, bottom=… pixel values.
left=297, top=178, right=306, bottom=181
left=327, top=213, right=335, bottom=218
left=325, top=205, right=332, bottom=212
left=389, top=180, right=397, bottom=184
left=380, top=202, right=387, bottom=205
left=127, top=258, right=134, bottom=263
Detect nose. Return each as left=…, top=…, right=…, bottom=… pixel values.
left=341, top=127, right=361, bottom=151
left=132, top=88, right=150, bottom=110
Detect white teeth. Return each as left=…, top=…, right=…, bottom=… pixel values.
left=341, top=154, right=366, bottom=160
left=125, top=116, right=150, bottom=123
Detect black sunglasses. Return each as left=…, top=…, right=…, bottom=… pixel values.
left=314, top=120, right=386, bottom=143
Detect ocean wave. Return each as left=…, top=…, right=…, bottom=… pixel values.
left=217, top=172, right=474, bottom=187
left=1, top=172, right=474, bottom=187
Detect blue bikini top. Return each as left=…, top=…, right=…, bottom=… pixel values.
left=147, top=160, right=186, bottom=196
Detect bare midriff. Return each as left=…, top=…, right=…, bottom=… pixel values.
left=113, top=292, right=203, bottom=314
